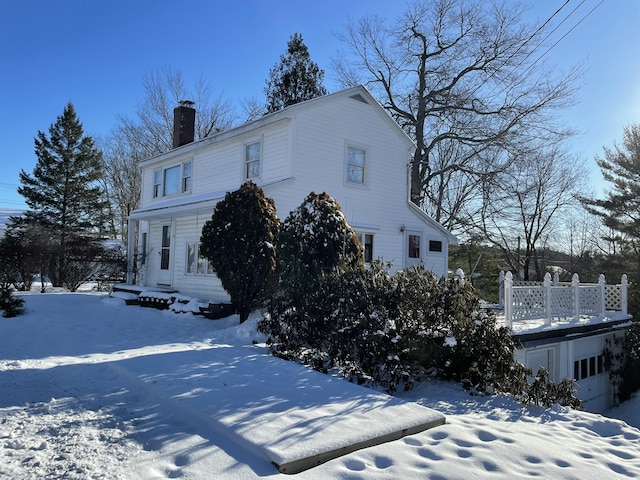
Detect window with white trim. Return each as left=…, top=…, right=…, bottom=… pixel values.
left=356, top=232, right=374, bottom=263
left=574, top=354, right=607, bottom=380
left=153, top=170, right=162, bottom=198
left=153, top=161, right=192, bottom=198
left=245, top=141, right=261, bottom=179
left=429, top=240, right=443, bottom=253
left=346, top=146, right=366, bottom=184
left=182, top=161, right=192, bottom=193
left=186, top=242, right=215, bottom=275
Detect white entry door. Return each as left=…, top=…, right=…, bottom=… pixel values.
left=406, top=231, right=422, bottom=267
left=158, top=224, right=172, bottom=286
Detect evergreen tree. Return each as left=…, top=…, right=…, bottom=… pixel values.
left=278, top=192, right=363, bottom=297
left=200, top=182, right=279, bottom=323
left=17, top=103, right=109, bottom=287
left=581, top=124, right=640, bottom=279
left=265, top=33, right=328, bottom=113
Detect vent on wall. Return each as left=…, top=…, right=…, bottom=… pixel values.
left=349, top=93, right=369, bottom=104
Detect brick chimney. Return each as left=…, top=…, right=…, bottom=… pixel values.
left=172, top=100, right=196, bottom=148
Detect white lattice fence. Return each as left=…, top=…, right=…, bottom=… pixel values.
left=511, top=286, right=546, bottom=322
left=606, top=284, right=624, bottom=310
left=501, top=272, right=628, bottom=328
left=580, top=285, right=602, bottom=316
left=551, top=287, right=574, bottom=317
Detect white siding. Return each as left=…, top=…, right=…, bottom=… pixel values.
left=134, top=87, right=453, bottom=298
left=144, top=216, right=229, bottom=302
left=517, top=331, right=619, bottom=413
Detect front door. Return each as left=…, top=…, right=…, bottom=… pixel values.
left=406, top=231, right=422, bottom=267
left=158, top=224, right=172, bottom=286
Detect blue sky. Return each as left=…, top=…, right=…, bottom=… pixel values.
left=1, top=0, right=638, bottom=209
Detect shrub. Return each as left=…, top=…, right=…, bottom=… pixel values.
left=260, top=261, right=582, bottom=408
left=522, top=368, right=582, bottom=409
left=605, top=320, right=640, bottom=404
left=603, top=282, right=640, bottom=405
left=200, top=182, right=279, bottom=323
left=278, top=191, right=362, bottom=299
left=0, top=285, right=25, bottom=318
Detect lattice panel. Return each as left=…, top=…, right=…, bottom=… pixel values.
left=579, top=286, right=600, bottom=315
left=605, top=285, right=622, bottom=310
left=551, top=287, right=574, bottom=317
left=511, top=286, right=546, bottom=321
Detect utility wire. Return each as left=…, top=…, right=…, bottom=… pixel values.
left=469, top=0, right=572, bottom=98
left=513, top=0, right=606, bottom=84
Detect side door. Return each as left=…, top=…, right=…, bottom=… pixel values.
left=406, top=230, right=422, bottom=268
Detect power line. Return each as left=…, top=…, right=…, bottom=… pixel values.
left=515, top=0, right=606, bottom=83
left=468, top=1, right=573, bottom=99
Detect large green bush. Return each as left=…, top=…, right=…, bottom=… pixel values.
left=259, top=261, right=581, bottom=407
left=278, top=191, right=363, bottom=298
left=200, top=181, right=279, bottom=323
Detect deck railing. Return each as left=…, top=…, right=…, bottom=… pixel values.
left=498, top=271, right=628, bottom=328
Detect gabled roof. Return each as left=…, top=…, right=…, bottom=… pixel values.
left=409, top=202, right=458, bottom=244
left=140, top=85, right=414, bottom=168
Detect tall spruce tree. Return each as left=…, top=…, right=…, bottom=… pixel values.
left=265, top=33, right=328, bottom=113
left=17, top=102, right=108, bottom=287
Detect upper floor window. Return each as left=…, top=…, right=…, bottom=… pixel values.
left=346, top=146, right=366, bottom=184
left=182, top=161, right=192, bottom=192
left=163, top=165, right=181, bottom=196
left=154, top=161, right=192, bottom=198
left=153, top=171, right=162, bottom=198
left=245, top=141, right=261, bottom=179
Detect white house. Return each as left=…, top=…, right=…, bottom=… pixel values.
left=126, top=86, right=457, bottom=302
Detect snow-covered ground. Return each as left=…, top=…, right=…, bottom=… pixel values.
left=1, top=289, right=639, bottom=479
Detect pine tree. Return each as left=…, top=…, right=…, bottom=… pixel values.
left=265, top=33, right=328, bottom=113
left=581, top=124, right=640, bottom=277
left=17, top=102, right=109, bottom=287
left=200, top=182, right=279, bottom=323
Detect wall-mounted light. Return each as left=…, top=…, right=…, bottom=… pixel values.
left=400, top=224, right=405, bottom=233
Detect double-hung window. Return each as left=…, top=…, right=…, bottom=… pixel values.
left=182, top=161, right=192, bottom=192
left=356, top=232, right=374, bottom=263
left=163, top=165, right=181, bottom=196
left=346, top=146, right=366, bottom=184
left=153, top=161, right=192, bottom=198
left=245, top=141, right=261, bottom=180
left=153, top=171, right=162, bottom=198
left=186, top=242, right=214, bottom=275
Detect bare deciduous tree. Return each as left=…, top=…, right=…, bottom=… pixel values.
left=478, top=147, right=587, bottom=280
left=334, top=0, right=582, bottom=230
left=99, top=132, right=144, bottom=240
left=118, top=67, right=235, bottom=157
left=101, top=67, right=236, bottom=241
